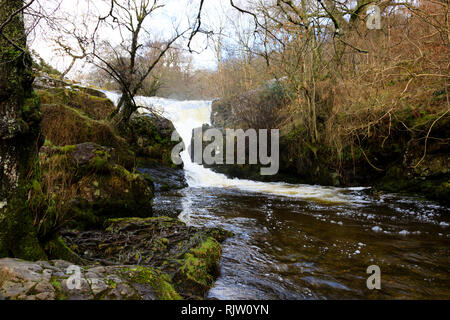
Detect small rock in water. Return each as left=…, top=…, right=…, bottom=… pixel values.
left=399, top=230, right=410, bottom=236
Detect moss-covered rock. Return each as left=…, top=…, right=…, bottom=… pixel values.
left=36, top=81, right=185, bottom=174
left=38, top=142, right=154, bottom=231
left=129, top=114, right=180, bottom=168
left=37, top=90, right=134, bottom=170
left=174, top=237, right=221, bottom=297
left=42, top=236, right=84, bottom=265
left=37, top=86, right=114, bottom=121
left=59, top=216, right=232, bottom=299
left=121, top=266, right=182, bottom=300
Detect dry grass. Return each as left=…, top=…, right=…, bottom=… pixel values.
left=41, top=104, right=120, bottom=147
left=38, top=88, right=115, bottom=120
left=37, top=89, right=135, bottom=169
left=29, top=149, right=91, bottom=238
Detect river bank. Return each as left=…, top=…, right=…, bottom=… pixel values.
left=205, top=82, right=449, bottom=204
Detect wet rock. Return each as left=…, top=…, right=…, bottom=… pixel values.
left=211, top=98, right=233, bottom=128
left=139, top=166, right=187, bottom=192
left=410, top=154, right=449, bottom=178
left=0, top=217, right=232, bottom=300
left=63, top=217, right=232, bottom=299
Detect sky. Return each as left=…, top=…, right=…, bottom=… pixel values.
left=28, top=0, right=244, bottom=78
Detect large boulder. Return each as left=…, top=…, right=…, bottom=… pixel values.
left=37, top=85, right=134, bottom=170
left=139, top=166, right=187, bottom=192
left=129, top=113, right=181, bottom=168
left=38, top=142, right=154, bottom=231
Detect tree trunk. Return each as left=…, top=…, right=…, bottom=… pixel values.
left=111, top=92, right=136, bottom=133
left=0, top=0, right=46, bottom=260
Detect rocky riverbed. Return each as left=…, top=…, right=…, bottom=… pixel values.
left=0, top=217, right=232, bottom=300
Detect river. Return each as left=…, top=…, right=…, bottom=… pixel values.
left=104, top=92, right=450, bottom=299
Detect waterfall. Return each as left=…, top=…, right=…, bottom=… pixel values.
left=103, top=91, right=358, bottom=203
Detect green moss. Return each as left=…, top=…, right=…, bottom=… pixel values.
left=43, top=236, right=83, bottom=264
left=31, top=180, right=42, bottom=192
left=175, top=237, right=221, bottom=294
left=206, top=228, right=234, bottom=243
left=111, top=165, right=136, bottom=180
left=106, top=279, right=117, bottom=289
left=122, top=266, right=182, bottom=300
left=59, top=145, right=77, bottom=153
left=18, top=234, right=48, bottom=261
left=91, top=156, right=109, bottom=172
left=22, top=91, right=41, bottom=123
left=189, top=237, right=221, bottom=267
left=152, top=237, right=169, bottom=251
left=179, top=253, right=213, bottom=288
left=50, top=277, right=67, bottom=300
left=51, top=279, right=62, bottom=290
left=0, top=194, right=47, bottom=261
left=88, top=95, right=109, bottom=102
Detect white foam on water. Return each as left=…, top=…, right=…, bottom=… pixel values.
left=103, top=91, right=358, bottom=204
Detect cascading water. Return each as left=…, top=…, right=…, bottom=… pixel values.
left=103, top=91, right=360, bottom=204
left=103, top=91, right=449, bottom=300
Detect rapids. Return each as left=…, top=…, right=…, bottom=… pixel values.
left=104, top=91, right=450, bottom=299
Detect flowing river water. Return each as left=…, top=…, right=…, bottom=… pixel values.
left=104, top=92, right=450, bottom=299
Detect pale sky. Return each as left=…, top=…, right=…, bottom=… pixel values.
left=28, top=0, right=245, bottom=78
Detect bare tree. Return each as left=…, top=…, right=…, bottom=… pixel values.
left=52, top=0, right=208, bottom=132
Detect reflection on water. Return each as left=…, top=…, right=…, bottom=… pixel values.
left=171, top=187, right=450, bottom=300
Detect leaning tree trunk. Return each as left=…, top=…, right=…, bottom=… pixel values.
left=0, top=0, right=46, bottom=260
left=111, top=92, right=137, bottom=134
